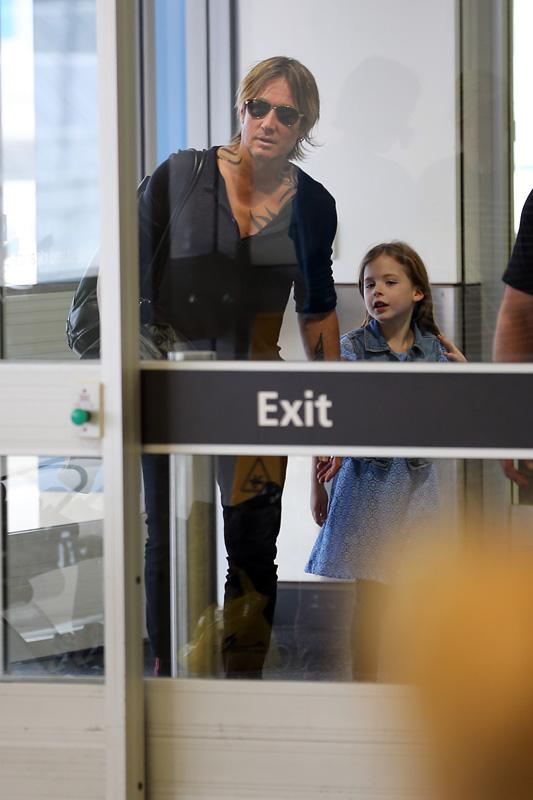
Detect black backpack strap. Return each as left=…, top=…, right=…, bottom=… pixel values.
left=139, top=148, right=208, bottom=315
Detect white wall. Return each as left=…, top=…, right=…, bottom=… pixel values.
left=237, top=0, right=460, bottom=581
left=237, top=0, right=459, bottom=284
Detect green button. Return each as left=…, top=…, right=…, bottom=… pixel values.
left=71, top=408, right=91, bottom=426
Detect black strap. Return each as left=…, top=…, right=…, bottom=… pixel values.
left=145, top=149, right=206, bottom=265
left=140, top=148, right=208, bottom=312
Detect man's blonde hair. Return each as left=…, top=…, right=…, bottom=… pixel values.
left=233, top=56, right=320, bottom=161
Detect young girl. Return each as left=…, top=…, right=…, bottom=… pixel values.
left=305, top=241, right=465, bottom=681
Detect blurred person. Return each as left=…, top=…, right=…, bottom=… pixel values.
left=493, top=188, right=533, bottom=486
left=305, top=241, right=465, bottom=680
left=139, top=56, right=340, bottom=676
left=386, top=541, right=533, bottom=800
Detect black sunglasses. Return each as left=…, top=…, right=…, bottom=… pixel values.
left=244, top=98, right=303, bottom=128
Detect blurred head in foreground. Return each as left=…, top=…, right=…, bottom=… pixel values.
left=386, top=538, right=533, bottom=800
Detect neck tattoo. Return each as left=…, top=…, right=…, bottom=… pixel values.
left=217, top=146, right=243, bottom=166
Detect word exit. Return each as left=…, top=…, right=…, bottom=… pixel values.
left=257, top=390, right=333, bottom=428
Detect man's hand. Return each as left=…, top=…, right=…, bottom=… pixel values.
left=500, top=459, right=533, bottom=487
left=438, top=334, right=467, bottom=362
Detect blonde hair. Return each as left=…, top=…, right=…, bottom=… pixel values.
left=358, top=241, right=441, bottom=336
left=233, top=56, right=320, bottom=161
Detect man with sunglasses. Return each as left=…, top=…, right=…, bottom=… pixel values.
left=140, top=56, right=339, bottom=678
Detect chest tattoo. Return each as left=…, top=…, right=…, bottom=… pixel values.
left=217, top=151, right=298, bottom=234
left=249, top=171, right=297, bottom=232
left=249, top=206, right=276, bottom=231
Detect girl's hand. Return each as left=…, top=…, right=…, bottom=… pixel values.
left=317, top=456, right=343, bottom=483
left=311, top=482, right=329, bottom=525
left=500, top=459, right=533, bottom=487
left=438, top=334, right=467, bottom=362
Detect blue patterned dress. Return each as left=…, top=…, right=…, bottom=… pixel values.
left=305, top=320, right=447, bottom=583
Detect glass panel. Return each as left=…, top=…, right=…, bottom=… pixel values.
left=2, top=454, right=104, bottom=676
left=139, top=1, right=515, bottom=367
left=1, top=0, right=99, bottom=360
left=134, top=3, right=528, bottom=687
left=141, top=452, right=529, bottom=682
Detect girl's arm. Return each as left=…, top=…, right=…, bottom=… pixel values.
left=310, top=456, right=329, bottom=525
left=314, top=338, right=358, bottom=486
left=314, top=338, right=360, bottom=483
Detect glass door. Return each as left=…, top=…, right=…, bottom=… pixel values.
left=0, top=1, right=144, bottom=798
left=0, top=0, right=103, bottom=679
left=137, top=1, right=530, bottom=798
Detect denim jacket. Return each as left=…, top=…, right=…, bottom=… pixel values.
left=341, top=318, right=448, bottom=363
left=341, top=319, right=448, bottom=470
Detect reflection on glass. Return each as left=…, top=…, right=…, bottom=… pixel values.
left=138, top=56, right=340, bottom=363
left=216, top=454, right=285, bottom=678
left=1, top=0, right=99, bottom=361
left=307, top=455, right=441, bottom=681
left=143, top=452, right=288, bottom=679
left=138, top=54, right=471, bottom=682
left=2, top=455, right=104, bottom=676
left=139, top=56, right=341, bottom=680
left=1, top=0, right=99, bottom=286
left=145, top=452, right=526, bottom=683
